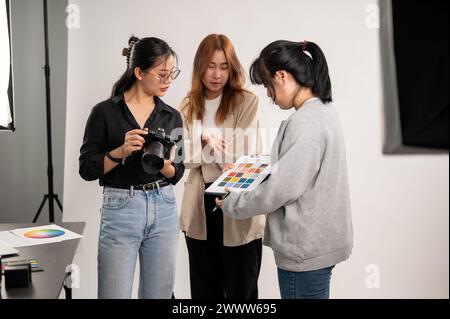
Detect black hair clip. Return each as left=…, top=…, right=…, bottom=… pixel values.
left=301, top=40, right=308, bottom=51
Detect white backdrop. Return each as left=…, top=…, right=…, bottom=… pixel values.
left=63, top=0, right=449, bottom=299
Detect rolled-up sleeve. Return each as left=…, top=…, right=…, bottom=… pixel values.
left=168, top=112, right=185, bottom=185
left=79, top=105, right=106, bottom=181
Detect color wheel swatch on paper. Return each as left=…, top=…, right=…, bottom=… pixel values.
left=205, top=155, right=271, bottom=195
left=7, top=225, right=83, bottom=247
left=24, top=229, right=66, bottom=239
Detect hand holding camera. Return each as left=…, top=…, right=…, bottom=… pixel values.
left=121, top=128, right=149, bottom=157
left=141, top=128, right=177, bottom=174
left=111, top=127, right=176, bottom=175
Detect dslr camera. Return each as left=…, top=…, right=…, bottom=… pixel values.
left=141, top=128, right=176, bottom=174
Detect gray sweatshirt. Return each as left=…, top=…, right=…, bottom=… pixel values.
left=222, top=98, right=353, bottom=272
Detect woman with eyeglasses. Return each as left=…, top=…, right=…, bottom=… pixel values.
left=179, top=34, right=265, bottom=299
left=216, top=40, right=353, bottom=299
left=79, top=36, right=185, bottom=299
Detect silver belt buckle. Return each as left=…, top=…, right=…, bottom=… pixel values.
left=143, top=183, right=153, bottom=192
left=143, top=181, right=160, bottom=192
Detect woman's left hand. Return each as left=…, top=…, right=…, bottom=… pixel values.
left=160, top=145, right=177, bottom=178
left=215, top=197, right=223, bottom=208
left=169, top=145, right=178, bottom=162
left=162, top=159, right=173, bottom=170
left=215, top=188, right=229, bottom=208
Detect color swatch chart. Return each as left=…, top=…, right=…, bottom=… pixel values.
left=205, top=155, right=271, bottom=195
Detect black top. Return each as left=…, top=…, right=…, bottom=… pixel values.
left=79, top=94, right=185, bottom=187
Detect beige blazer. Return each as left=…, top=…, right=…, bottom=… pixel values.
left=179, top=91, right=266, bottom=247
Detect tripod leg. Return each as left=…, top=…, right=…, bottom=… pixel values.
left=55, top=195, right=63, bottom=212
left=33, top=195, right=49, bottom=223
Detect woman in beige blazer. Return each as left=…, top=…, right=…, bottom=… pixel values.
left=179, top=34, right=265, bottom=299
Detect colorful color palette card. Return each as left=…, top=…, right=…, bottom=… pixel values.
left=205, top=155, right=271, bottom=195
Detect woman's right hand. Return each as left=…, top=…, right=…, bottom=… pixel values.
left=121, top=128, right=149, bottom=157
left=202, top=132, right=226, bottom=155
left=222, top=163, right=235, bottom=173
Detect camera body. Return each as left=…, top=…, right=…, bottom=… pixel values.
left=141, top=128, right=176, bottom=174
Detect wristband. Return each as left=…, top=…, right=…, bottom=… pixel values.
left=106, top=152, right=126, bottom=165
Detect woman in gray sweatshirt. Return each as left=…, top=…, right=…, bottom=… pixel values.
left=215, top=40, right=353, bottom=299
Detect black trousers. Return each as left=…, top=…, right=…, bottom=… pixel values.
left=185, top=185, right=262, bottom=299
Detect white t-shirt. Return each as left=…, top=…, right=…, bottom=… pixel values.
left=202, top=94, right=224, bottom=164
left=202, top=94, right=222, bottom=139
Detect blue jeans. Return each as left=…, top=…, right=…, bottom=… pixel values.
left=98, top=186, right=179, bottom=299
left=277, top=266, right=334, bottom=299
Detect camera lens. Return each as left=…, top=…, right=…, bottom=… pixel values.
left=141, top=141, right=165, bottom=174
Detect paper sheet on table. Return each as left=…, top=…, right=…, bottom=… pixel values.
left=0, top=231, right=31, bottom=248
left=10, top=224, right=83, bottom=246
left=0, top=239, right=19, bottom=256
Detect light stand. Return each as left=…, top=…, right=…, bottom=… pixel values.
left=33, top=0, right=63, bottom=223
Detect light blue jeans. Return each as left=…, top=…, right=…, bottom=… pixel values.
left=98, top=186, right=179, bottom=299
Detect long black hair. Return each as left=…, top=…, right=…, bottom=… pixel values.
left=250, top=40, right=332, bottom=104
left=111, top=35, right=177, bottom=97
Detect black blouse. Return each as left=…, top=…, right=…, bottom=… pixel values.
left=79, top=94, right=185, bottom=187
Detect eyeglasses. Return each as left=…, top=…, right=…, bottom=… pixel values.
left=146, top=67, right=181, bottom=84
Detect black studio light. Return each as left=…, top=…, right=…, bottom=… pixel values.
left=0, top=0, right=14, bottom=131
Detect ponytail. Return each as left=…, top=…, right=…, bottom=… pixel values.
left=303, top=41, right=332, bottom=103
left=111, top=36, right=140, bottom=97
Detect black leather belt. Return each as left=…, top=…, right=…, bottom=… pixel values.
left=104, top=180, right=170, bottom=192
